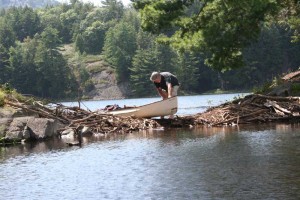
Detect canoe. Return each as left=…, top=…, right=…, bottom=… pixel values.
left=107, top=96, right=178, bottom=118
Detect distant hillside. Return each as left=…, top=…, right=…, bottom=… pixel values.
left=0, top=0, right=60, bottom=8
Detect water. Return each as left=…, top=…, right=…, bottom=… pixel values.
left=61, top=93, right=249, bottom=116
left=1, top=94, right=300, bottom=200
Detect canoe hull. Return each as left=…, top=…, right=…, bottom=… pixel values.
left=108, top=96, right=178, bottom=118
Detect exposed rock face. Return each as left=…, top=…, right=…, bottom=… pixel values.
left=87, top=70, right=130, bottom=100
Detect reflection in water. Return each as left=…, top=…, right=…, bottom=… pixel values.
left=0, top=123, right=300, bottom=200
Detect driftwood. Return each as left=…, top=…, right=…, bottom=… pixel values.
left=189, top=94, right=300, bottom=126
left=4, top=98, right=161, bottom=135
left=4, top=93, right=300, bottom=135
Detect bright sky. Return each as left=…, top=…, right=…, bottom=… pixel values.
left=58, top=0, right=132, bottom=7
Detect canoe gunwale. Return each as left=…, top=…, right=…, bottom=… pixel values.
left=106, top=96, right=178, bottom=118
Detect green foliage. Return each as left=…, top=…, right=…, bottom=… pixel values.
left=252, top=76, right=283, bottom=94
left=75, top=21, right=106, bottom=54
left=135, top=0, right=298, bottom=71
left=101, top=0, right=124, bottom=22
left=83, top=79, right=95, bottom=93
left=174, top=52, right=200, bottom=92
left=290, top=83, right=300, bottom=95
left=103, top=21, right=137, bottom=82
left=289, top=15, right=300, bottom=42
left=0, top=20, right=16, bottom=49
left=4, top=6, right=41, bottom=41
left=0, top=83, right=34, bottom=107
left=130, top=48, right=157, bottom=97
left=0, top=89, right=5, bottom=107
left=0, top=0, right=299, bottom=100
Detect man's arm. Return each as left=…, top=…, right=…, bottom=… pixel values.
left=157, top=88, right=168, bottom=99
left=167, top=83, right=172, bottom=98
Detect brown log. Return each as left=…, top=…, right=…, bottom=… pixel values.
left=5, top=100, right=69, bottom=123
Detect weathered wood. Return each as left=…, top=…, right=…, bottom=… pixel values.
left=5, top=92, right=300, bottom=133
left=211, top=109, right=269, bottom=126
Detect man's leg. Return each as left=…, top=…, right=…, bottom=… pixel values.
left=169, top=86, right=179, bottom=119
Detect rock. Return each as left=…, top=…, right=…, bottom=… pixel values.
left=26, top=118, right=59, bottom=140
left=0, top=118, right=12, bottom=138
left=22, top=126, right=31, bottom=139
left=5, top=117, right=59, bottom=140
left=0, top=106, right=17, bottom=118
left=60, top=128, right=76, bottom=144
left=5, top=117, right=32, bottom=140
left=61, top=128, right=75, bottom=136
left=267, top=82, right=291, bottom=96
left=0, top=106, right=38, bottom=118
left=86, top=70, right=130, bottom=100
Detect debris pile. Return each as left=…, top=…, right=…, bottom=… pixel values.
left=4, top=93, right=300, bottom=135
left=192, top=94, right=300, bottom=126
left=5, top=98, right=161, bottom=134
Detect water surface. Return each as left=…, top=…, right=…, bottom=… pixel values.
left=1, top=123, right=300, bottom=200
left=1, top=94, right=300, bottom=200
left=61, top=93, right=249, bottom=115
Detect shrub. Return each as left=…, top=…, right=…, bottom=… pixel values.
left=0, top=90, right=5, bottom=107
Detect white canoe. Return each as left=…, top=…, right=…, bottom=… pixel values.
left=107, top=96, right=178, bottom=118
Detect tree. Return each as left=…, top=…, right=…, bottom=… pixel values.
left=59, top=9, right=78, bottom=43
left=39, top=6, right=65, bottom=40
left=130, top=48, right=158, bottom=97
left=0, top=20, right=15, bottom=84
left=34, top=28, right=70, bottom=98
left=101, top=0, right=124, bottom=22
left=134, top=0, right=299, bottom=71
left=4, top=6, right=41, bottom=42
left=174, top=52, right=200, bottom=92
left=9, top=39, right=39, bottom=95
left=76, top=21, right=106, bottom=54
left=103, top=22, right=137, bottom=82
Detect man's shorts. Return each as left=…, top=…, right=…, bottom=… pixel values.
left=171, top=85, right=179, bottom=97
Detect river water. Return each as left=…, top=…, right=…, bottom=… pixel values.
left=1, top=94, right=300, bottom=200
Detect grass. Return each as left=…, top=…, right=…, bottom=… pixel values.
left=0, top=90, right=5, bottom=107
left=0, top=84, right=36, bottom=107
left=290, top=83, right=300, bottom=95
left=253, top=76, right=283, bottom=94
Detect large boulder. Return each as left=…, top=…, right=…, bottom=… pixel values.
left=0, top=118, right=12, bottom=138
left=5, top=117, right=60, bottom=140
left=5, top=117, right=30, bottom=140
left=27, top=118, right=59, bottom=139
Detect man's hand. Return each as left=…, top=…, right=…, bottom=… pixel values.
left=157, top=88, right=168, bottom=99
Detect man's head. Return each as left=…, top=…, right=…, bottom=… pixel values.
left=150, top=72, right=161, bottom=83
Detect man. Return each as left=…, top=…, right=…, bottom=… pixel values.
left=150, top=71, right=180, bottom=99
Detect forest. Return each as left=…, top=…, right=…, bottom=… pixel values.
left=0, top=0, right=299, bottom=100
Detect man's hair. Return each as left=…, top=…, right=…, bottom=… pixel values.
left=150, top=72, right=160, bottom=81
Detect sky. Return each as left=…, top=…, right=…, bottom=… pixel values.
left=58, top=0, right=132, bottom=7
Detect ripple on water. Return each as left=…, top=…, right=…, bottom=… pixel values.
left=0, top=125, right=300, bottom=199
